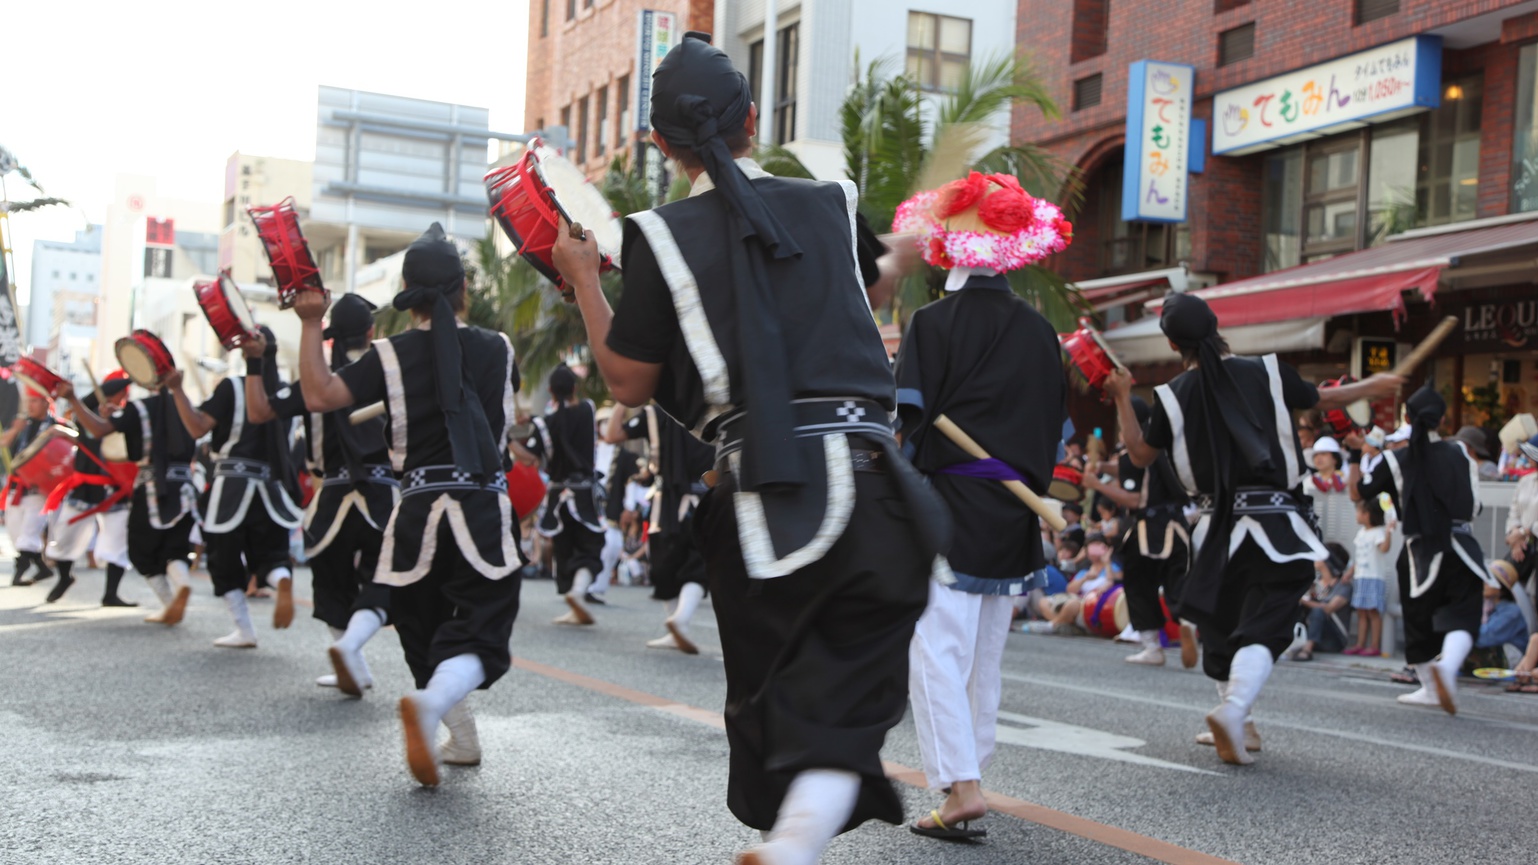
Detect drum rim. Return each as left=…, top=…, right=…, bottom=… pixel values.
left=115, top=333, right=172, bottom=389
left=14, top=424, right=78, bottom=465
left=218, top=271, right=259, bottom=332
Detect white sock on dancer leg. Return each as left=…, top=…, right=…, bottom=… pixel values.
left=146, top=575, right=174, bottom=607
left=1439, top=630, right=1473, bottom=675
left=416, top=653, right=487, bottom=720
left=267, top=566, right=292, bottom=588
left=570, top=568, right=593, bottom=598
left=757, top=769, right=860, bottom=865
left=336, top=608, right=384, bottom=652
left=672, top=582, right=705, bottom=629
left=1140, top=630, right=1160, bottom=649
left=215, top=589, right=258, bottom=646
left=1224, top=644, right=1273, bottom=712
left=166, top=560, right=190, bottom=588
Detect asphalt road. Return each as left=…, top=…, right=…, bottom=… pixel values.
left=2, top=563, right=1533, bottom=865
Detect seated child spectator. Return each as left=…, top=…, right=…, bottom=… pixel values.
left=1292, top=543, right=1353, bottom=661
left=1479, top=559, right=1535, bottom=658
left=1029, top=533, right=1121, bottom=635
left=1344, top=496, right=1394, bottom=657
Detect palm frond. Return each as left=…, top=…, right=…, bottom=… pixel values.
left=754, top=144, right=816, bottom=180
left=1, top=197, right=70, bottom=214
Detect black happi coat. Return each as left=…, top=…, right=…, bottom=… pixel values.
left=1145, top=354, right=1329, bottom=601
left=1117, top=451, right=1191, bottom=562
left=337, top=325, right=523, bottom=585
left=529, top=399, right=603, bottom=536
left=198, top=377, right=304, bottom=534
left=1370, top=443, right=1496, bottom=599
left=894, top=274, right=1065, bottom=594
left=607, top=162, right=949, bottom=575
left=268, top=383, right=397, bottom=557
left=110, top=393, right=198, bottom=528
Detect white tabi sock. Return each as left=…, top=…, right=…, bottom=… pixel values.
left=166, top=560, right=191, bottom=589
left=1139, top=630, right=1161, bottom=650
left=145, top=575, right=174, bottom=607
left=221, top=589, right=257, bottom=641
left=416, top=653, right=487, bottom=722
left=756, top=769, right=861, bottom=865
left=336, top=608, right=385, bottom=652
left=266, top=566, right=292, bottom=589
left=1438, top=630, right=1473, bottom=678
left=569, top=568, right=593, bottom=598
left=1224, top=644, right=1274, bottom=714
left=672, top=582, right=705, bottom=629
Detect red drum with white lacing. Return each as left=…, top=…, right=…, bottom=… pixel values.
left=507, top=462, right=547, bottom=521
left=1318, top=375, right=1373, bottom=438
left=10, top=357, right=66, bottom=399
left=12, top=426, right=78, bottom=497
left=247, top=196, right=326, bottom=308
left=1060, top=317, right=1126, bottom=393
left=115, top=330, right=176, bottom=390
left=194, top=270, right=260, bottom=351
left=1077, top=585, right=1129, bottom=639
left=485, top=138, right=622, bottom=295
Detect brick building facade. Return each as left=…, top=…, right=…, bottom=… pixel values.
left=1017, top=0, right=1538, bottom=440
left=523, top=0, right=713, bottom=178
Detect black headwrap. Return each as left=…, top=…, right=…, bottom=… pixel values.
left=392, top=224, right=500, bottom=481
left=1160, top=293, right=1272, bottom=618
left=325, top=294, right=381, bottom=489
left=1404, top=385, right=1452, bottom=558
left=651, top=31, right=804, bottom=490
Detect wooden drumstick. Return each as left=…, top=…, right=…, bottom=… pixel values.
left=79, top=360, right=106, bottom=407
left=349, top=402, right=386, bottom=425
left=933, top=414, right=1068, bottom=532
left=1389, top=315, right=1458, bottom=377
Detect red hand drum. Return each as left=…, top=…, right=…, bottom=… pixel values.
left=1076, top=584, right=1129, bottom=639
left=12, top=426, right=78, bottom=497
left=194, top=270, right=260, bottom=351
left=1048, top=462, right=1085, bottom=502
left=115, top=330, right=176, bottom=390
left=247, top=197, right=326, bottom=308
left=1317, top=376, right=1372, bottom=438
left=10, top=357, right=66, bottom=398
left=507, top=462, right=547, bottom=521
left=1060, top=317, right=1126, bottom=393
left=485, top=138, right=622, bottom=293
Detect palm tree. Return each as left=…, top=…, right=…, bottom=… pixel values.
left=839, top=52, right=1090, bottom=331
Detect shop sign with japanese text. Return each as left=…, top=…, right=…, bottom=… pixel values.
left=1213, top=36, right=1441, bottom=156
left=1123, top=60, right=1193, bottom=223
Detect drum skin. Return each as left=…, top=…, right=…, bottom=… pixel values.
left=1048, top=462, right=1084, bottom=502
left=115, top=330, right=175, bottom=390
left=485, top=139, right=621, bottom=289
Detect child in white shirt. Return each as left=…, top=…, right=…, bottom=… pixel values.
left=1343, top=495, right=1395, bottom=657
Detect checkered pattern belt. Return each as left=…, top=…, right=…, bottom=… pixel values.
left=712, top=398, right=894, bottom=456
left=714, top=448, right=885, bottom=477
left=548, top=475, right=596, bottom=491
left=1196, top=487, right=1301, bottom=516
left=401, top=464, right=508, bottom=498
left=322, top=464, right=398, bottom=488
left=213, top=457, right=271, bottom=480
left=136, top=463, right=192, bottom=487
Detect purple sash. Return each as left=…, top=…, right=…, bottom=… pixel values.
left=937, top=458, right=1028, bottom=485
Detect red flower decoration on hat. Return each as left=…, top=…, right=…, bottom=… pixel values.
left=935, top=172, right=988, bottom=219
left=978, top=188, right=1037, bottom=234
left=1053, top=218, right=1074, bottom=241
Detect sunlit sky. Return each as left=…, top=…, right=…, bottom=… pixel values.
left=3, top=0, right=530, bottom=303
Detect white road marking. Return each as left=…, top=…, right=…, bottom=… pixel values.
left=993, top=710, right=1221, bottom=776
left=1002, top=671, right=1538, bottom=775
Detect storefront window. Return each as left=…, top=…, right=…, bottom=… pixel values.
left=1512, top=44, right=1538, bottom=213
left=1368, top=120, right=1418, bottom=243
left=1303, top=138, right=1361, bottom=260
left=1417, top=75, right=1481, bottom=227
left=1094, top=153, right=1188, bottom=275
left=1262, top=149, right=1302, bottom=272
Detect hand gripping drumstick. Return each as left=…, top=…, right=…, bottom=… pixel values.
left=932, top=414, right=1068, bottom=532
left=349, top=402, right=386, bottom=425
left=1389, top=315, right=1458, bottom=377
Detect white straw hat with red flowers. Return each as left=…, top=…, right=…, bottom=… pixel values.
left=893, top=171, right=1073, bottom=273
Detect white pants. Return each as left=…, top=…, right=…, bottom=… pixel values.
left=47, top=502, right=131, bottom=568
left=909, top=580, right=1014, bottom=789
left=5, top=493, right=48, bottom=554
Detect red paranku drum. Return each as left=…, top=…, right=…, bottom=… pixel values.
left=507, top=462, right=547, bottom=521
left=247, top=196, right=326, bottom=308
left=1048, top=462, right=1085, bottom=502
left=1317, top=375, right=1373, bottom=437
left=1060, top=317, right=1126, bottom=392
left=115, top=330, right=176, bottom=390
left=195, top=270, right=261, bottom=351
left=485, top=138, right=622, bottom=292
left=12, top=426, right=78, bottom=497
left=1077, top=584, right=1129, bottom=639
left=10, top=357, right=67, bottom=399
